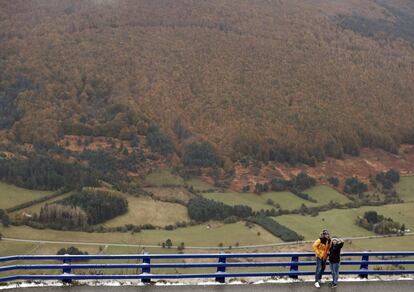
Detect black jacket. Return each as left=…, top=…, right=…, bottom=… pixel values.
left=329, top=242, right=344, bottom=263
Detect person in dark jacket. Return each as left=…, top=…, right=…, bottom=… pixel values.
left=329, top=237, right=344, bottom=288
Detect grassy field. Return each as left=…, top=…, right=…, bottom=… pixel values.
left=185, top=178, right=216, bottom=191
left=144, top=187, right=193, bottom=204
left=0, top=240, right=38, bottom=257
left=0, top=221, right=281, bottom=249
left=9, top=192, right=73, bottom=216
left=144, top=169, right=184, bottom=187
left=201, top=191, right=312, bottom=211
left=305, top=185, right=351, bottom=205
left=349, top=234, right=414, bottom=251
left=201, top=191, right=273, bottom=211
left=104, top=196, right=189, bottom=227
left=275, top=210, right=374, bottom=240
left=261, top=191, right=316, bottom=209
left=201, top=185, right=347, bottom=211
left=0, top=182, right=53, bottom=210
left=275, top=202, right=414, bottom=240
left=397, top=176, right=414, bottom=202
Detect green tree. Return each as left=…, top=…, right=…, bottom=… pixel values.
left=328, top=176, right=339, bottom=187
left=1, top=214, right=10, bottom=227
left=146, top=125, right=175, bottom=155
left=165, top=239, right=173, bottom=249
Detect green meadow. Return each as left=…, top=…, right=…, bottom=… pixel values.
left=397, top=176, right=414, bottom=202
left=201, top=185, right=349, bottom=211
left=0, top=182, right=53, bottom=210
left=274, top=202, right=414, bottom=240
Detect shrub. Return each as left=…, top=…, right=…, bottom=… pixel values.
left=356, top=211, right=403, bottom=235
left=291, top=172, right=316, bottom=191
left=385, top=169, right=400, bottom=183
left=57, top=246, right=88, bottom=258
left=291, top=188, right=317, bottom=203
left=328, top=176, right=339, bottom=187
left=183, top=142, right=223, bottom=167
left=1, top=214, right=10, bottom=227
left=343, top=177, right=368, bottom=194
left=254, top=183, right=269, bottom=194
left=146, top=125, right=175, bottom=155
left=270, top=178, right=288, bottom=191
left=376, top=169, right=400, bottom=189
left=165, top=239, right=173, bottom=249
left=223, top=216, right=239, bottom=224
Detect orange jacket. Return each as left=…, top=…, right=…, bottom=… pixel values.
left=313, top=238, right=331, bottom=260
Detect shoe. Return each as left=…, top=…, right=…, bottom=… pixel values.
left=330, top=284, right=338, bottom=289
left=314, top=282, right=321, bottom=288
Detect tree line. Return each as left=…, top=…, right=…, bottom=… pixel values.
left=58, top=190, right=128, bottom=225
left=0, top=155, right=98, bottom=191
left=32, top=190, right=128, bottom=230
left=254, top=172, right=317, bottom=203
left=246, top=216, right=304, bottom=242
left=187, top=197, right=253, bottom=222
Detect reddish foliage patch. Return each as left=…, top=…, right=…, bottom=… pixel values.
left=229, top=145, right=414, bottom=192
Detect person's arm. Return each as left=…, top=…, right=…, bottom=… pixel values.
left=312, top=239, right=320, bottom=252
left=338, top=241, right=344, bottom=249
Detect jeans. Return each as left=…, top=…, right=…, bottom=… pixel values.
left=330, top=263, right=340, bottom=285
left=315, top=257, right=326, bottom=283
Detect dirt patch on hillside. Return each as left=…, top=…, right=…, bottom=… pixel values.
left=230, top=145, right=414, bottom=192
left=57, top=135, right=141, bottom=153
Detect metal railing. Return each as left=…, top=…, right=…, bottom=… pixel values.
left=1, top=251, right=414, bottom=283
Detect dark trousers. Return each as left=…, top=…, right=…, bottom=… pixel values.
left=315, top=257, right=326, bottom=283
left=330, top=262, right=340, bottom=285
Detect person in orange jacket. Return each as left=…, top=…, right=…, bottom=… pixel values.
left=313, top=229, right=331, bottom=288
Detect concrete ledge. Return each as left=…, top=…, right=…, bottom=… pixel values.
left=2, top=278, right=414, bottom=292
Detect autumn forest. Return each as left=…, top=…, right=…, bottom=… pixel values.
left=1, top=0, right=414, bottom=188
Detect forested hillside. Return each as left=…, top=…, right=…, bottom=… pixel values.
left=1, top=0, right=414, bottom=185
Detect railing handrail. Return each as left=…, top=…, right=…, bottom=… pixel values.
left=2, top=259, right=414, bottom=272
left=1, top=251, right=414, bottom=283
left=2, top=270, right=414, bottom=282
left=1, top=251, right=414, bottom=262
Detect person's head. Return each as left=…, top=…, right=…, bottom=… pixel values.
left=321, top=229, right=330, bottom=239
left=332, top=237, right=339, bottom=244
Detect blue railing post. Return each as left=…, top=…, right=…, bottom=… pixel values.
left=215, top=253, right=226, bottom=283
left=359, top=254, right=369, bottom=279
left=289, top=256, right=299, bottom=279
left=141, top=252, right=151, bottom=284
left=62, top=254, right=72, bottom=284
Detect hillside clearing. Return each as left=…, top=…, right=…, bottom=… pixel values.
left=9, top=192, right=73, bottom=216
left=305, top=185, right=351, bottom=204
left=144, top=169, right=184, bottom=187
left=185, top=178, right=216, bottom=191
left=201, top=185, right=347, bottom=211
left=397, top=176, right=414, bottom=202
left=104, top=196, right=189, bottom=227
left=0, top=182, right=53, bottom=210
left=144, top=187, right=193, bottom=204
